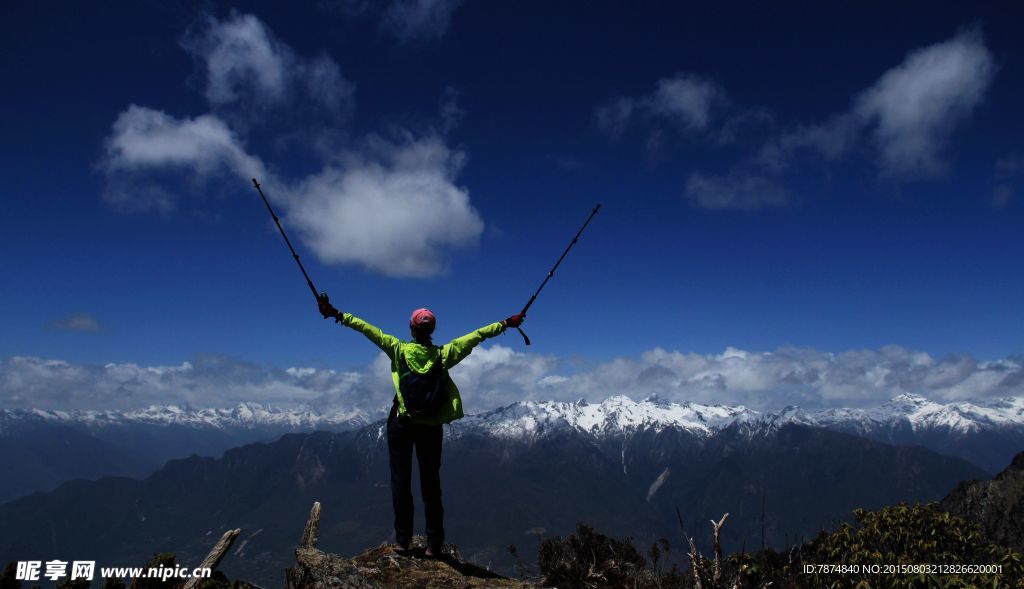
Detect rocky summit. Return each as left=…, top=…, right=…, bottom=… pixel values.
left=286, top=536, right=538, bottom=589
left=279, top=501, right=537, bottom=589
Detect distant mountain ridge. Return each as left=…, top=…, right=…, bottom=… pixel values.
left=456, top=393, right=1024, bottom=438
left=455, top=393, right=1024, bottom=473
left=0, top=403, right=371, bottom=503
left=5, top=393, right=1021, bottom=441
left=0, top=412, right=987, bottom=587
left=0, top=402, right=371, bottom=431
left=1, top=393, right=1021, bottom=505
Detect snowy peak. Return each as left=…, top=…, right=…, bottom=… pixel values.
left=810, top=394, right=1024, bottom=434
left=462, top=395, right=756, bottom=439
left=879, top=393, right=944, bottom=419
left=897, top=396, right=1024, bottom=433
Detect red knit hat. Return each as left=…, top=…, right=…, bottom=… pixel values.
left=409, top=308, right=436, bottom=333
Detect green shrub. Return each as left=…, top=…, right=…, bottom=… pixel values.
left=538, top=523, right=653, bottom=588
left=800, top=503, right=1023, bottom=589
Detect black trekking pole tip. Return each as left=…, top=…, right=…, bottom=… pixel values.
left=252, top=178, right=259, bottom=187
left=516, top=326, right=531, bottom=346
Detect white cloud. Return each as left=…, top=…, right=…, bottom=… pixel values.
left=854, top=29, right=995, bottom=177
left=183, top=12, right=354, bottom=113
left=650, top=74, right=723, bottom=131
left=684, top=170, right=790, bottom=211
left=7, top=344, right=1019, bottom=413
left=596, top=73, right=726, bottom=137
left=283, top=134, right=483, bottom=277
left=758, top=29, right=994, bottom=179
left=302, top=54, right=356, bottom=114
left=514, top=345, right=1023, bottom=410
left=101, top=106, right=266, bottom=212
left=187, top=13, right=287, bottom=105
left=0, top=355, right=387, bottom=413
left=104, top=106, right=265, bottom=179
left=102, top=107, right=479, bottom=277
left=382, top=0, right=465, bottom=41
left=101, top=13, right=479, bottom=277
left=627, top=31, right=996, bottom=210
left=101, top=116, right=480, bottom=277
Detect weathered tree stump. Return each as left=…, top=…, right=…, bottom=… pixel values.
left=300, top=501, right=321, bottom=549
left=182, top=528, right=241, bottom=589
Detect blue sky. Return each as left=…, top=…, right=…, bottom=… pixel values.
left=1, top=1, right=1022, bottom=413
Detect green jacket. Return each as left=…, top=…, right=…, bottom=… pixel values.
left=339, top=313, right=507, bottom=425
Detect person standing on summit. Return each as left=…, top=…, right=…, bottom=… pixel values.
left=316, top=296, right=525, bottom=558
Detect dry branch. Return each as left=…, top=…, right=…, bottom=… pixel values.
left=182, top=528, right=241, bottom=589
left=300, top=502, right=322, bottom=549
left=711, top=512, right=729, bottom=582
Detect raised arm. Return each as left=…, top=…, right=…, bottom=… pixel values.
left=340, top=314, right=401, bottom=359
left=318, top=295, right=400, bottom=360
left=442, top=313, right=525, bottom=368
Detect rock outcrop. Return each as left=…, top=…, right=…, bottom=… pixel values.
left=941, top=450, right=1024, bottom=550
left=284, top=502, right=538, bottom=589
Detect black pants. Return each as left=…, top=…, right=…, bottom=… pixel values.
left=387, top=401, right=444, bottom=548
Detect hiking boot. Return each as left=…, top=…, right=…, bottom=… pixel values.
left=424, top=545, right=442, bottom=558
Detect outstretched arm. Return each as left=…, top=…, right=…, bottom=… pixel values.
left=442, top=314, right=525, bottom=368
left=318, top=295, right=400, bottom=359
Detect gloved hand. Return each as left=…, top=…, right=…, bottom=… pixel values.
left=503, top=314, right=525, bottom=328
left=318, top=294, right=341, bottom=320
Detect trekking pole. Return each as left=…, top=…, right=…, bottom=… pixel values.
left=515, top=203, right=602, bottom=345
left=251, top=178, right=326, bottom=304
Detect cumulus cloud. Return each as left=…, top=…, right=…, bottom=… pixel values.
left=450, top=345, right=1023, bottom=410
left=0, top=355, right=390, bottom=414
left=182, top=12, right=354, bottom=114
left=618, top=31, right=996, bottom=211
left=854, top=29, right=995, bottom=177
left=649, top=74, right=724, bottom=131
left=104, top=106, right=265, bottom=179
left=758, top=29, right=994, bottom=179
left=382, top=0, right=465, bottom=41
left=596, top=73, right=726, bottom=138
left=101, top=13, right=479, bottom=277
left=284, top=134, right=484, bottom=276
left=46, top=313, right=105, bottom=334
left=102, top=114, right=480, bottom=275
left=101, top=106, right=266, bottom=212
left=4, top=345, right=1021, bottom=413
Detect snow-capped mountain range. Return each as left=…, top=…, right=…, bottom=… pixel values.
left=1, top=392, right=1022, bottom=502
left=460, top=394, right=750, bottom=438
left=3, top=393, right=1023, bottom=439
left=0, top=402, right=370, bottom=432
left=458, top=393, right=1024, bottom=440
left=804, top=393, right=1024, bottom=434
left=452, top=393, right=1024, bottom=475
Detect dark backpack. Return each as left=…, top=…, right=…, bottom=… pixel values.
left=397, top=350, right=448, bottom=418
